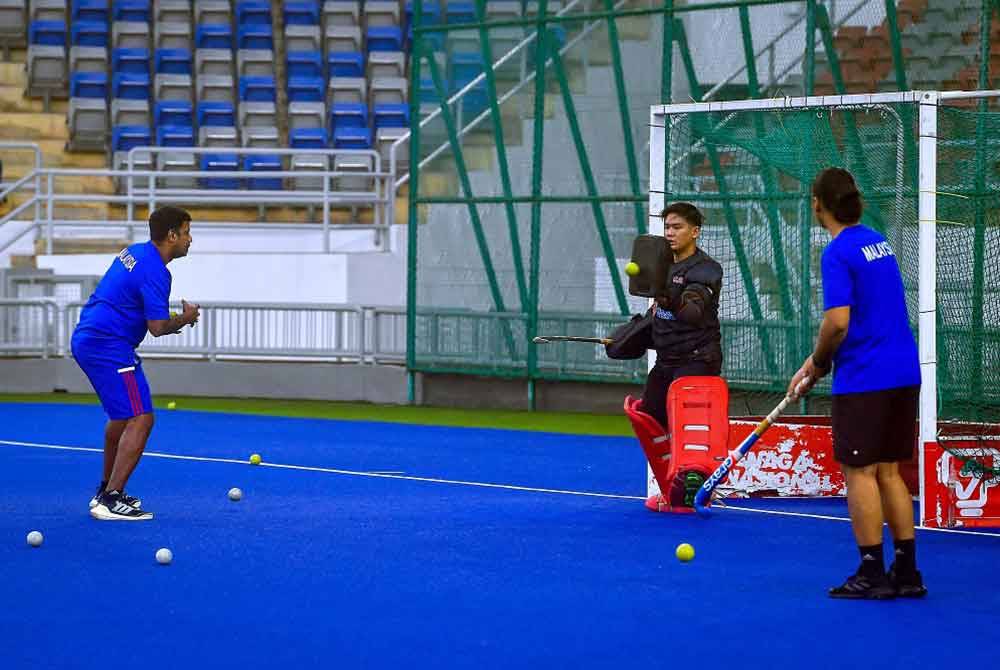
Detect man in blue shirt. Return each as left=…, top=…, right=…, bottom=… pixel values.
left=72, top=206, right=199, bottom=521
left=788, top=168, right=925, bottom=599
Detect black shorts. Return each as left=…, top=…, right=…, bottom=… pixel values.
left=831, top=385, right=919, bottom=467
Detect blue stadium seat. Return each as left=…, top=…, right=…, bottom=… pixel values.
left=112, top=125, right=151, bottom=152
left=200, top=153, right=240, bottom=189
left=154, top=100, right=193, bottom=127
left=328, top=52, right=364, bottom=78
left=112, top=72, right=151, bottom=100
left=30, top=21, right=67, bottom=47
left=373, top=103, right=409, bottom=129
left=287, top=76, right=323, bottom=103
left=70, top=72, right=108, bottom=99
left=237, top=25, right=273, bottom=51
left=367, top=27, right=403, bottom=53
left=330, top=103, right=368, bottom=131
left=197, top=101, right=236, bottom=128
left=239, top=75, right=277, bottom=102
left=333, top=126, right=372, bottom=149
left=236, top=1, right=271, bottom=26
left=289, top=127, right=327, bottom=148
left=445, top=1, right=475, bottom=25
left=113, top=0, right=151, bottom=23
left=287, top=51, right=323, bottom=79
left=112, top=47, right=150, bottom=75
left=154, top=48, right=191, bottom=75
left=72, top=0, right=110, bottom=24
left=405, top=2, right=443, bottom=51
left=418, top=75, right=442, bottom=104
left=196, top=24, right=234, bottom=50
left=244, top=155, right=283, bottom=190
left=71, top=21, right=108, bottom=48
left=283, top=1, right=320, bottom=27
left=156, top=124, right=195, bottom=147
left=449, top=53, right=484, bottom=93
left=461, top=86, right=488, bottom=118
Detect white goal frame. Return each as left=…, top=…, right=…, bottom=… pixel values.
left=646, top=90, right=1000, bottom=525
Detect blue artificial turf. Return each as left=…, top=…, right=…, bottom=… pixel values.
left=1, top=402, right=998, bottom=669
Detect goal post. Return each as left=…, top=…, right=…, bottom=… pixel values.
left=646, top=90, right=1000, bottom=527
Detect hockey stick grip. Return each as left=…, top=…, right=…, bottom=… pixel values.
left=693, top=377, right=810, bottom=516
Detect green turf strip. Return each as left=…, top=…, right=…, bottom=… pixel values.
left=0, top=393, right=633, bottom=437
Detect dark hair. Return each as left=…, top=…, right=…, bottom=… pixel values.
left=661, top=202, right=704, bottom=229
left=812, top=167, right=863, bottom=223
left=149, top=206, right=191, bottom=242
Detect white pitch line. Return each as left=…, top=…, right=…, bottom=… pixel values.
left=3, top=438, right=1000, bottom=539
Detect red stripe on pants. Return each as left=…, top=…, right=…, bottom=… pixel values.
left=122, top=371, right=141, bottom=416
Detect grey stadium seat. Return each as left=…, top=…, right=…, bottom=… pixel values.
left=288, top=101, right=325, bottom=130
left=286, top=25, right=322, bottom=53
left=30, top=0, right=65, bottom=23
left=376, top=127, right=408, bottom=174
left=113, top=21, right=150, bottom=50
left=0, top=0, right=28, bottom=60
left=156, top=151, right=197, bottom=190
left=237, top=49, right=274, bottom=78
left=27, top=45, right=67, bottom=107
left=368, top=52, right=405, bottom=80
left=239, top=101, right=278, bottom=128
left=327, top=76, right=365, bottom=105
left=155, top=73, right=193, bottom=103
left=70, top=46, right=108, bottom=73
left=363, top=1, right=401, bottom=27
left=155, top=22, right=192, bottom=52
left=113, top=149, right=153, bottom=193
left=197, top=74, right=235, bottom=104
left=332, top=153, right=374, bottom=193
left=194, top=0, right=232, bottom=26
left=67, top=97, right=108, bottom=152
left=323, top=1, right=359, bottom=28
left=154, top=0, right=191, bottom=25
left=241, top=125, right=279, bottom=148
left=290, top=154, right=329, bottom=192
left=111, top=98, right=150, bottom=127
left=323, top=26, right=361, bottom=54
left=198, top=125, right=238, bottom=147
left=195, top=48, right=234, bottom=78
left=371, top=76, right=407, bottom=105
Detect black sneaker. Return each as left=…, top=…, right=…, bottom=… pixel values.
left=828, top=572, right=896, bottom=600
left=89, top=485, right=141, bottom=510
left=90, top=490, right=153, bottom=521
left=888, top=563, right=928, bottom=598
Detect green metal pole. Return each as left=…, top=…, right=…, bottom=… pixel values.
left=815, top=5, right=887, bottom=234
left=970, top=0, right=993, bottom=413
left=527, top=0, right=549, bottom=410
left=405, top=4, right=425, bottom=403
left=549, top=41, right=631, bottom=316
left=675, top=21, right=779, bottom=375
left=474, top=0, right=529, bottom=311
left=603, top=0, right=645, bottom=235
left=738, top=5, right=794, bottom=322
left=424, top=51, right=518, bottom=359
left=804, top=0, right=816, bottom=95
left=884, top=0, right=908, bottom=89
left=661, top=1, right=674, bottom=104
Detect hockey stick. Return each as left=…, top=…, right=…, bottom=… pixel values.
left=693, top=377, right=811, bottom=516
left=532, top=335, right=612, bottom=345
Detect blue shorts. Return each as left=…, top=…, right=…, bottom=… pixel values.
left=72, top=333, right=153, bottom=420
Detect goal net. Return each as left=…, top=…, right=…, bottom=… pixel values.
left=647, top=91, right=1000, bottom=527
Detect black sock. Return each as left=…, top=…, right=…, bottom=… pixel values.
left=893, top=538, right=917, bottom=573
left=858, top=543, right=885, bottom=579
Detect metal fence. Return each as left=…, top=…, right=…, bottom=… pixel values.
left=0, top=299, right=407, bottom=363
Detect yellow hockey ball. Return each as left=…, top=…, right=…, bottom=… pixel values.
left=249, top=454, right=262, bottom=465
left=624, top=261, right=640, bottom=276
left=675, top=543, right=695, bottom=562
left=166, top=401, right=176, bottom=410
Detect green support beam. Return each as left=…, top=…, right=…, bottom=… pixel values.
left=474, top=0, right=529, bottom=311
left=603, top=0, right=646, bottom=234
left=675, top=19, right=779, bottom=374
left=405, top=4, right=424, bottom=401
left=738, top=5, right=795, bottom=323
left=549, top=37, right=631, bottom=316
left=424, top=50, right=518, bottom=359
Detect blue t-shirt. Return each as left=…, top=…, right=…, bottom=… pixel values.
left=821, top=225, right=920, bottom=394
left=74, top=241, right=172, bottom=351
